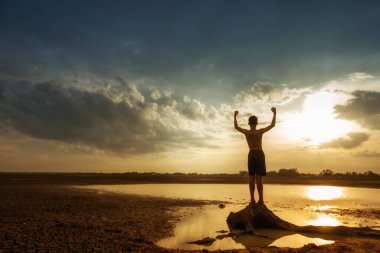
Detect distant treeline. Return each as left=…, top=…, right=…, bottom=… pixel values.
left=263, top=168, right=380, bottom=179
left=124, top=169, right=380, bottom=179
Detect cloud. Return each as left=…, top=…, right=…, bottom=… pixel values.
left=320, top=132, right=369, bottom=149
left=245, top=82, right=274, bottom=99
left=0, top=79, right=219, bottom=154
left=347, top=72, right=374, bottom=82
left=150, top=88, right=162, bottom=101
left=352, top=150, right=380, bottom=158
left=175, top=96, right=207, bottom=120
left=334, top=90, right=380, bottom=130
left=233, top=82, right=311, bottom=114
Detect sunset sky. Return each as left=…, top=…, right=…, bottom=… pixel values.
left=0, top=0, right=379, bottom=173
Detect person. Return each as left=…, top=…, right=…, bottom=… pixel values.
left=234, top=107, right=276, bottom=205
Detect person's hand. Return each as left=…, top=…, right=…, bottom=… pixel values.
left=271, top=107, right=276, bottom=113
left=234, top=111, right=239, bottom=117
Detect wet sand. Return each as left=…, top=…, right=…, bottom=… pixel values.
left=0, top=174, right=379, bottom=252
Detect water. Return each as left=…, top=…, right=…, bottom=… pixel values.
left=77, top=184, right=380, bottom=250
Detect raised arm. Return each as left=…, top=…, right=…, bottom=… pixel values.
left=260, top=107, right=277, bottom=133
left=234, top=111, right=249, bottom=134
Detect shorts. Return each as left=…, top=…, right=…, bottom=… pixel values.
left=248, top=150, right=266, bottom=176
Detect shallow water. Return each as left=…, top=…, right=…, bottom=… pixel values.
left=77, top=184, right=380, bottom=250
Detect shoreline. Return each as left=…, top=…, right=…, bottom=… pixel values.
left=1, top=172, right=379, bottom=189
left=1, top=175, right=379, bottom=252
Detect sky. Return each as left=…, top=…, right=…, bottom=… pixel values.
left=0, top=0, right=379, bottom=173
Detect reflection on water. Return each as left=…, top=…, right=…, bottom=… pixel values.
left=269, top=234, right=334, bottom=248
left=308, top=214, right=340, bottom=226
left=77, top=184, right=380, bottom=250
left=157, top=206, right=246, bottom=250
left=228, top=229, right=338, bottom=249
left=156, top=206, right=340, bottom=251
left=309, top=205, right=334, bottom=211
left=303, top=186, right=344, bottom=200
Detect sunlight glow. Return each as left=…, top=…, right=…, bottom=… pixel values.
left=303, top=186, right=344, bottom=201
left=307, top=205, right=334, bottom=211
left=282, top=91, right=357, bottom=145
left=269, top=234, right=334, bottom=248
left=309, top=214, right=340, bottom=226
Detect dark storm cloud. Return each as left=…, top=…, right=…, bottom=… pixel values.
left=0, top=80, right=214, bottom=154
left=1, top=0, right=380, bottom=102
left=320, top=132, right=369, bottom=149
left=334, top=90, right=380, bottom=130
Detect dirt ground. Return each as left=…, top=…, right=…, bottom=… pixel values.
left=0, top=174, right=379, bottom=252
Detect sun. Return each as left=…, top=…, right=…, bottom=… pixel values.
left=282, top=91, right=357, bottom=145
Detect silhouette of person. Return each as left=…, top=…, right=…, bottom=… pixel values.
left=234, top=108, right=276, bottom=205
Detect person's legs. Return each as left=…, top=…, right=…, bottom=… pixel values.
left=249, top=175, right=256, bottom=203
left=256, top=175, right=264, bottom=204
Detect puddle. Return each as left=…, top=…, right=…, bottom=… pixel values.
left=269, top=234, right=334, bottom=248
left=157, top=205, right=245, bottom=250
left=77, top=184, right=380, bottom=250
left=157, top=204, right=340, bottom=250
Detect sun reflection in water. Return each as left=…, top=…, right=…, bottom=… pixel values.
left=309, top=214, right=340, bottom=226
left=303, top=186, right=344, bottom=201
left=312, top=205, right=334, bottom=211
left=269, top=234, right=334, bottom=248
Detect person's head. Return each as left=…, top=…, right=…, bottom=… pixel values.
left=248, top=116, right=258, bottom=126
